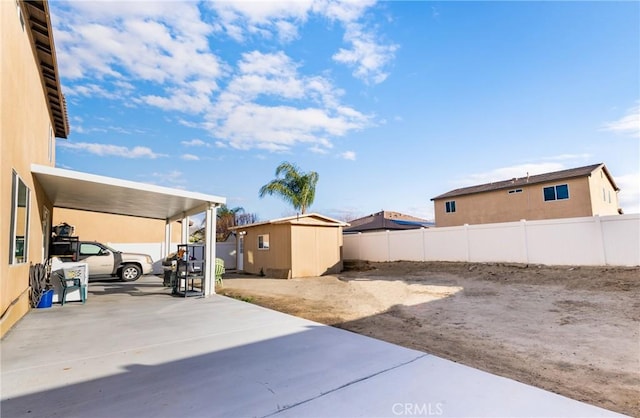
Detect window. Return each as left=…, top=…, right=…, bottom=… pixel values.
left=258, top=234, right=270, bottom=250
left=603, top=188, right=606, bottom=202
left=543, top=184, right=569, bottom=202
left=445, top=201, right=456, bottom=213
left=80, top=243, right=104, bottom=256
left=9, top=171, right=30, bottom=264
left=508, top=189, right=523, bottom=194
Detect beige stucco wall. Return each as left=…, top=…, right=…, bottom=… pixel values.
left=588, top=167, right=620, bottom=215
left=52, top=208, right=185, bottom=244
left=1, top=0, right=57, bottom=337
left=434, top=176, right=600, bottom=227
left=241, top=224, right=292, bottom=276
left=238, top=220, right=344, bottom=278
left=291, top=225, right=343, bottom=277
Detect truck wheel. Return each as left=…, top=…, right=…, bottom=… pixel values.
left=120, top=264, right=142, bottom=282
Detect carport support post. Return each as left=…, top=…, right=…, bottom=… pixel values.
left=164, top=221, right=172, bottom=258
left=204, top=204, right=218, bottom=296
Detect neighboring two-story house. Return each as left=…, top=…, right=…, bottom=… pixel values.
left=431, top=163, right=621, bottom=227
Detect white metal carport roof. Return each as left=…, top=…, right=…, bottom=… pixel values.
left=31, top=164, right=226, bottom=296
left=31, top=164, right=225, bottom=222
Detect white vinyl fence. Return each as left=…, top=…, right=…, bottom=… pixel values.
left=343, top=214, right=640, bottom=267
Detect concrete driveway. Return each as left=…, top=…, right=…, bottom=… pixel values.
left=1, top=276, right=626, bottom=418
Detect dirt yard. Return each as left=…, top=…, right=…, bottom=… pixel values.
left=220, top=261, right=639, bottom=417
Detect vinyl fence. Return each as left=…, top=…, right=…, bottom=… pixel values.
left=109, top=241, right=238, bottom=274
left=343, top=214, right=640, bottom=267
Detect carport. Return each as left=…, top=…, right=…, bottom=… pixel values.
left=31, top=164, right=226, bottom=295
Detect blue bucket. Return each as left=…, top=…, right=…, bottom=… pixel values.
left=37, top=289, right=54, bottom=309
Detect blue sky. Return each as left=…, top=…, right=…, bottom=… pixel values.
left=50, top=1, right=640, bottom=222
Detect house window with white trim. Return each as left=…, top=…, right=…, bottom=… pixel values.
left=445, top=200, right=456, bottom=213
left=258, top=234, right=269, bottom=250
left=9, top=171, right=30, bottom=264
left=543, top=184, right=569, bottom=202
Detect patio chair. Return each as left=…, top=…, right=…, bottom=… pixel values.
left=56, top=266, right=87, bottom=306
left=215, top=258, right=225, bottom=286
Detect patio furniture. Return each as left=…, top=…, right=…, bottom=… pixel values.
left=55, top=266, right=87, bottom=306
left=215, top=258, right=225, bottom=286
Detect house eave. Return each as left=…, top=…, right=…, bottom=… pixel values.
left=22, top=0, right=69, bottom=139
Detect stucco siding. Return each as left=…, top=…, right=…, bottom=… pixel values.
left=435, top=176, right=599, bottom=227
left=52, top=208, right=185, bottom=243
left=291, top=225, right=343, bottom=277
left=1, top=0, right=57, bottom=336
left=242, top=224, right=292, bottom=276
left=588, top=167, right=620, bottom=215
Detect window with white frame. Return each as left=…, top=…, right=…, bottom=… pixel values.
left=543, top=184, right=569, bottom=202
left=445, top=200, right=456, bottom=213
left=258, top=234, right=270, bottom=250
left=9, top=171, right=30, bottom=264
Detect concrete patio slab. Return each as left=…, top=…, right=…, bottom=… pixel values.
left=1, top=276, right=626, bottom=418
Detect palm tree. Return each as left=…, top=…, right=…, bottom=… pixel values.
left=259, top=161, right=319, bottom=214
left=216, top=205, right=244, bottom=241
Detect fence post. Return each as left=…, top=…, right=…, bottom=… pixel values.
left=520, top=219, right=529, bottom=264
left=595, top=215, right=607, bottom=265
left=358, top=232, right=362, bottom=261
left=386, top=230, right=391, bottom=262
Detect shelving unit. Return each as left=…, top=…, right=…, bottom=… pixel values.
left=173, top=244, right=205, bottom=298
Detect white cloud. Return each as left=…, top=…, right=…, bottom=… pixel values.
left=58, top=142, right=164, bottom=159
left=601, top=103, right=640, bottom=138
left=333, top=23, right=398, bottom=84
left=50, top=0, right=393, bottom=153
left=340, top=151, right=356, bottom=160
left=616, top=172, right=640, bottom=214
left=181, top=139, right=208, bottom=147
left=181, top=154, right=200, bottom=161
left=52, top=1, right=223, bottom=114
left=206, top=0, right=311, bottom=42
left=204, top=51, right=372, bottom=152
left=150, top=170, right=186, bottom=188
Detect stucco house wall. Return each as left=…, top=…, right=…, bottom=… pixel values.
left=233, top=214, right=347, bottom=279
left=433, top=164, right=620, bottom=228
left=1, top=0, right=66, bottom=336
left=52, top=208, right=185, bottom=244
left=242, top=224, right=292, bottom=277
left=291, top=225, right=343, bottom=277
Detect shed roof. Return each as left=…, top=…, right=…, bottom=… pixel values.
left=230, top=213, right=348, bottom=230
left=431, top=163, right=618, bottom=201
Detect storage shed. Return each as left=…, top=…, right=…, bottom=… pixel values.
left=230, top=214, right=348, bottom=279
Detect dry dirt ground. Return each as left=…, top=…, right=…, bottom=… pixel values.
left=220, top=261, right=639, bottom=417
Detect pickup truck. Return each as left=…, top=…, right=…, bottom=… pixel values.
left=50, top=239, right=153, bottom=282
